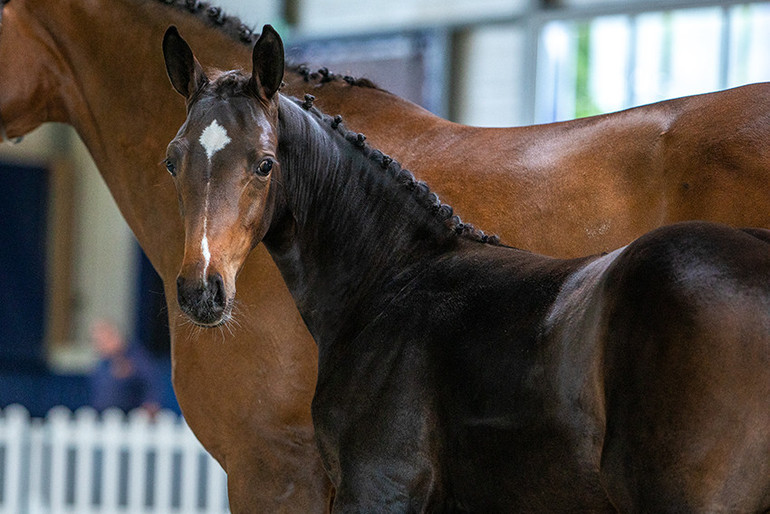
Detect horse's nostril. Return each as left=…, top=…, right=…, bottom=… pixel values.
left=210, top=273, right=226, bottom=309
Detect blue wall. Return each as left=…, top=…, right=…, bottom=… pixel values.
left=0, top=161, right=90, bottom=416
left=0, top=161, right=48, bottom=369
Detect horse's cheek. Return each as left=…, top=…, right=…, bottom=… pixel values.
left=240, top=191, right=269, bottom=244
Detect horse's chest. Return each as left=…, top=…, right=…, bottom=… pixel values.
left=312, top=339, right=443, bottom=494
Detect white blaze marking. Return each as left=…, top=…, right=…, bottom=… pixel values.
left=201, top=185, right=211, bottom=279
left=198, top=119, right=226, bottom=278
left=199, top=119, right=231, bottom=160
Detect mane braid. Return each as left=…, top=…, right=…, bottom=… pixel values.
left=290, top=96, right=501, bottom=246
left=150, top=0, right=381, bottom=89
left=285, top=64, right=382, bottom=90
left=153, top=0, right=257, bottom=42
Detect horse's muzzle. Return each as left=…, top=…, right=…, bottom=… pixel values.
left=176, top=273, right=229, bottom=326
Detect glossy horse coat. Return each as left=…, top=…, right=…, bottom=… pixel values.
left=164, top=27, right=770, bottom=512
left=3, top=1, right=770, bottom=510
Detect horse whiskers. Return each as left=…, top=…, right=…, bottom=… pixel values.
left=221, top=299, right=246, bottom=334
left=218, top=314, right=237, bottom=339
left=214, top=323, right=227, bottom=344
left=176, top=311, right=206, bottom=341
left=226, top=308, right=244, bottom=332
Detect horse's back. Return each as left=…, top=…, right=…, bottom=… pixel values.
left=660, top=83, right=770, bottom=229
left=599, top=221, right=770, bottom=512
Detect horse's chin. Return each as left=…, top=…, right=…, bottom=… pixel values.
left=190, top=315, right=230, bottom=329
left=185, top=309, right=232, bottom=328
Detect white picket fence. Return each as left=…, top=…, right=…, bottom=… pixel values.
left=0, top=405, right=229, bottom=514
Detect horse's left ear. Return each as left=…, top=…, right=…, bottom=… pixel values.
left=250, top=24, right=284, bottom=100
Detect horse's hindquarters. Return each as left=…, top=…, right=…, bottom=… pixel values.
left=599, top=222, right=770, bottom=512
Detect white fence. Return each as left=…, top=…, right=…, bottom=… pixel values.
left=0, top=405, right=229, bottom=514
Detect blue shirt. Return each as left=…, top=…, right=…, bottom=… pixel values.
left=89, top=343, right=164, bottom=412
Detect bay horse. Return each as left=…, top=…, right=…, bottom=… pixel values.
left=2, top=0, right=770, bottom=510
left=163, top=25, right=770, bottom=512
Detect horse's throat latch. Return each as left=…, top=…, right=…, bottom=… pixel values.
left=0, top=107, right=24, bottom=145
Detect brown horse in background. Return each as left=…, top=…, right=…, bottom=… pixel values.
left=163, top=25, right=770, bottom=511
left=2, top=0, right=770, bottom=511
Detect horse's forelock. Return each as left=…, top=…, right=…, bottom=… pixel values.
left=208, top=70, right=252, bottom=97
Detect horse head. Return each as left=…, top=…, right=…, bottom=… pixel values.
left=162, top=25, right=284, bottom=327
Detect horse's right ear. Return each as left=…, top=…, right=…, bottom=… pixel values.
left=162, top=26, right=208, bottom=99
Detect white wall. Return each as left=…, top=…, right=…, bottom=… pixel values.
left=216, top=0, right=282, bottom=28
left=292, top=0, right=528, bottom=37
left=68, top=134, right=138, bottom=351
left=453, top=24, right=529, bottom=127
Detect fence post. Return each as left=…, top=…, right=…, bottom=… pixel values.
left=27, top=416, right=45, bottom=514
left=126, top=409, right=151, bottom=512
left=73, top=407, right=98, bottom=514
left=100, top=409, right=124, bottom=512
left=152, top=411, right=177, bottom=512
left=0, top=405, right=29, bottom=514
left=48, top=406, right=72, bottom=514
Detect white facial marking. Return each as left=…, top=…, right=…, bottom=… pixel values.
left=197, top=120, right=225, bottom=277
left=201, top=233, right=211, bottom=277
left=201, top=182, right=211, bottom=279
left=199, top=119, right=231, bottom=160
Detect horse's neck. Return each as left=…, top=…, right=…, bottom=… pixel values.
left=265, top=97, right=456, bottom=343
left=31, top=0, right=250, bottom=278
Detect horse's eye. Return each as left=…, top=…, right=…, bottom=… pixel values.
left=256, top=158, right=273, bottom=176
left=165, top=159, right=177, bottom=176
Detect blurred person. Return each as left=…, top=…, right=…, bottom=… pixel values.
left=89, top=318, right=163, bottom=414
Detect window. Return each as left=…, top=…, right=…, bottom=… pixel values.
left=536, top=3, right=770, bottom=123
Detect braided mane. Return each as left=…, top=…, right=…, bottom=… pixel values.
left=152, top=0, right=257, bottom=43
left=150, top=0, right=381, bottom=90
left=203, top=68, right=499, bottom=245
left=290, top=94, right=501, bottom=246
left=286, top=64, right=382, bottom=90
